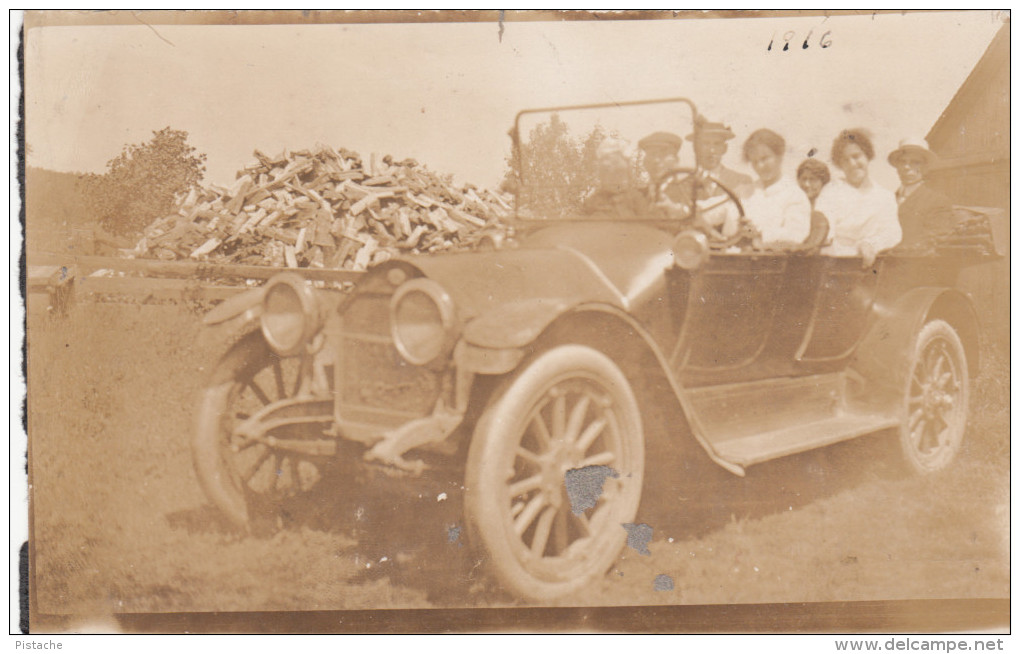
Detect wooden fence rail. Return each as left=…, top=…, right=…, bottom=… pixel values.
left=26, top=252, right=366, bottom=311
left=27, top=253, right=366, bottom=282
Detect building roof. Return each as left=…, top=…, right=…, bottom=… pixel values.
left=926, top=22, right=1010, bottom=146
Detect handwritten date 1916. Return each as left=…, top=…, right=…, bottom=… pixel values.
left=768, top=30, right=833, bottom=52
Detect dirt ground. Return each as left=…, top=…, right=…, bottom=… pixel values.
left=24, top=297, right=1009, bottom=626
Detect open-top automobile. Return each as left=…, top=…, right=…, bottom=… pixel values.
left=191, top=98, right=1003, bottom=602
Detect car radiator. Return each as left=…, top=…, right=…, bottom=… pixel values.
left=335, top=290, right=443, bottom=429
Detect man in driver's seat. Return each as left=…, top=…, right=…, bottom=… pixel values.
left=638, top=131, right=683, bottom=189
left=637, top=131, right=696, bottom=222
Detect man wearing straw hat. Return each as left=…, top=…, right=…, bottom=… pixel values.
left=887, top=137, right=955, bottom=249
left=687, top=116, right=753, bottom=197
left=683, top=116, right=753, bottom=237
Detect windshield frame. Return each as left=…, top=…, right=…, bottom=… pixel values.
left=510, top=97, right=699, bottom=223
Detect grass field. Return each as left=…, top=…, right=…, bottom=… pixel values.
left=25, top=297, right=1009, bottom=624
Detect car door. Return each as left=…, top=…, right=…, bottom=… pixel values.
left=792, top=256, right=880, bottom=369
left=666, top=252, right=820, bottom=386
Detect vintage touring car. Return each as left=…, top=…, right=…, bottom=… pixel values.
left=192, top=98, right=1002, bottom=601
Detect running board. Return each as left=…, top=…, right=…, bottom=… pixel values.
left=712, top=414, right=900, bottom=467
left=683, top=373, right=899, bottom=469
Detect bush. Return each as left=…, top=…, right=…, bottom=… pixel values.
left=79, top=127, right=207, bottom=236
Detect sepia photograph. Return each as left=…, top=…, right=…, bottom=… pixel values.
left=16, top=9, right=1010, bottom=634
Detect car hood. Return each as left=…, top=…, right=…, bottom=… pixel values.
left=399, top=221, right=676, bottom=320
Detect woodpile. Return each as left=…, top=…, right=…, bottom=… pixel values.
left=127, top=145, right=513, bottom=270
left=934, top=210, right=998, bottom=255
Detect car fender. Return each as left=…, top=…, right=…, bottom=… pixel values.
left=454, top=298, right=573, bottom=376
left=460, top=299, right=746, bottom=477
left=462, top=297, right=574, bottom=351
left=851, top=287, right=980, bottom=410
left=206, top=329, right=270, bottom=386
left=203, top=286, right=265, bottom=327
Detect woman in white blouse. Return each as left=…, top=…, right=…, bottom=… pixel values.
left=814, top=128, right=902, bottom=266
left=741, top=129, right=812, bottom=246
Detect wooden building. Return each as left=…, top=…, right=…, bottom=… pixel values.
left=926, top=23, right=1009, bottom=348
left=926, top=23, right=1009, bottom=209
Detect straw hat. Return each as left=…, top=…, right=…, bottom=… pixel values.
left=887, top=137, right=937, bottom=167
left=686, top=117, right=736, bottom=142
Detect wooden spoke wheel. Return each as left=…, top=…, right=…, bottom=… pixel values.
left=898, top=320, right=969, bottom=474
left=465, top=345, right=644, bottom=601
left=193, top=332, right=331, bottom=529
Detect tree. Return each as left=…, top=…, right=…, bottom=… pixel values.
left=79, top=127, right=207, bottom=236
left=505, top=115, right=608, bottom=217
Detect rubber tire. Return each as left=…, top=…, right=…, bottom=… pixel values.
left=898, top=319, right=969, bottom=474
left=464, top=344, right=645, bottom=602
left=192, top=331, right=273, bottom=529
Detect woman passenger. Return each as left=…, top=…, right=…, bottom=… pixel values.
left=796, top=158, right=831, bottom=208
left=741, top=129, right=812, bottom=244
left=794, top=158, right=834, bottom=250
left=814, top=129, right=901, bottom=265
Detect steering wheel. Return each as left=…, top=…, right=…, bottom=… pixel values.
left=653, top=167, right=759, bottom=249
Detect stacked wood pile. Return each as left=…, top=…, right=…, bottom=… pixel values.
left=933, top=208, right=999, bottom=256
left=127, top=145, right=513, bottom=270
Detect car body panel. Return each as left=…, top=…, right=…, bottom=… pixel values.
left=349, top=217, right=986, bottom=475
left=796, top=256, right=881, bottom=362
left=461, top=297, right=573, bottom=350
left=203, top=286, right=265, bottom=325
left=402, top=221, right=677, bottom=319
left=215, top=184, right=992, bottom=482
left=668, top=253, right=791, bottom=382
left=519, top=222, right=677, bottom=310
left=851, top=285, right=980, bottom=413
left=665, top=254, right=895, bottom=387
left=402, top=247, right=624, bottom=320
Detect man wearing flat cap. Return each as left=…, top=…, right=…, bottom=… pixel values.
left=637, top=130, right=696, bottom=220
left=888, top=137, right=955, bottom=249
left=638, top=131, right=684, bottom=186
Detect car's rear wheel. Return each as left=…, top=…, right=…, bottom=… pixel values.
left=898, top=319, right=969, bottom=474
left=193, top=331, right=332, bottom=530
left=464, top=345, right=644, bottom=602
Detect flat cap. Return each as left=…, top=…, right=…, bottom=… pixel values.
left=638, top=131, right=683, bottom=152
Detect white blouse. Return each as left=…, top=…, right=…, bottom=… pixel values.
left=743, top=176, right=812, bottom=243
left=814, top=178, right=902, bottom=256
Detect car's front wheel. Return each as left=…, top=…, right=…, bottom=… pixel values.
left=464, top=344, right=645, bottom=602
left=898, top=319, right=969, bottom=474
left=193, top=331, right=332, bottom=530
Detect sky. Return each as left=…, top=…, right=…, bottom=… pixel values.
left=23, top=11, right=1006, bottom=191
